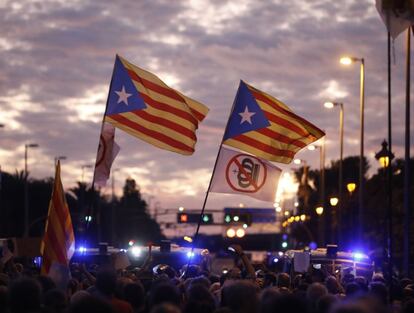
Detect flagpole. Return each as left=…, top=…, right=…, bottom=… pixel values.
left=386, top=30, right=393, bottom=297
left=186, top=82, right=242, bottom=270
left=85, top=56, right=117, bottom=232
left=403, top=27, right=411, bottom=276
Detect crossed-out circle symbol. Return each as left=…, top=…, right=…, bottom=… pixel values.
left=96, top=134, right=108, bottom=167
left=225, top=153, right=267, bottom=193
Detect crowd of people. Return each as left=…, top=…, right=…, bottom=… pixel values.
left=1, top=244, right=414, bottom=313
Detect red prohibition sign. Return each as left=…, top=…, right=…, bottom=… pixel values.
left=225, top=153, right=267, bottom=193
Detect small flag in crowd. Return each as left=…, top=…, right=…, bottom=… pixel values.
left=93, top=123, right=120, bottom=188
left=104, top=55, right=209, bottom=155
left=40, top=161, right=75, bottom=274
left=210, top=146, right=282, bottom=202
left=376, top=0, right=414, bottom=39
left=223, top=81, right=325, bottom=164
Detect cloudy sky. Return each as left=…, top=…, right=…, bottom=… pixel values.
left=1, top=0, right=413, bottom=212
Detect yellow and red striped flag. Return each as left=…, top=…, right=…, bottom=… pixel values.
left=40, top=161, right=75, bottom=274
left=104, top=55, right=209, bottom=155
left=223, top=81, right=325, bottom=163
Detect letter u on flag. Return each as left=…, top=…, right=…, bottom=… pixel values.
left=40, top=161, right=75, bottom=274
left=223, top=81, right=325, bottom=163
left=210, top=147, right=282, bottom=202
left=104, top=55, right=209, bottom=155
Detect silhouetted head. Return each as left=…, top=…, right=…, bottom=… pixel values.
left=9, top=278, right=42, bottom=313
left=96, top=269, right=117, bottom=297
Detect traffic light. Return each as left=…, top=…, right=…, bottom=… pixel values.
left=223, top=212, right=252, bottom=226
left=177, top=213, right=214, bottom=224
left=177, top=213, right=189, bottom=223
left=281, top=233, right=288, bottom=249
left=201, top=213, right=213, bottom=224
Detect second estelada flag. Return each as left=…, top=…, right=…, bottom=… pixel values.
left=104, top=55, right=209, bottom=155
left=223, top=80, right=325, bottom=163
left=210, top=146, right=282, bottom=202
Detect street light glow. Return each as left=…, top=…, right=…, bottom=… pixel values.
left=293, top=159, right=302, bottom=165
left=324, top=102, right=335, bottom=109
left=330, top=197, right=339, bottom=206
left=340, top=56, right=353, bottom=65
left=226, top=228, right=236, bottom=238
left=308, top=145, right=316, bottom=151
left=315, top=206, right=324, bottom=215
left=347, top=183, right=356, bottom=194
left=178, top=206, right=184, bottom=212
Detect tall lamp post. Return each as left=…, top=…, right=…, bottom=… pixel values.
left=375, top=140, right=394, bottom=288
left=324, top=101, right=344, bottom=245
left=340, top=56, right=365, bottom=242
left=24, top=143, right=39, bottom=237
left=308, top=138, right=326, bottom=246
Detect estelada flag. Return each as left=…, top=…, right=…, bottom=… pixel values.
left=104, top=55, right=209, bottom=155
left=40, top=161, right=75, bottom=274
left=223, top=81, right=325, bottom=163
left=210, top=146, right=282, bottom=202
left=93, top=122, right=120, bottom=188
left=376, top=0, right=414, bottom=39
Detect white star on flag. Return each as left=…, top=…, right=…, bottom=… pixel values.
left=238, top=106, right=256, bottom=124
left=115, top=86, right=132, bottom=105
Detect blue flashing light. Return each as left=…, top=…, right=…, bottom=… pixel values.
left=309, top=242, right=318, bottom=250
left=272, top=257, right=279, bottom=263
left=78, top=246, right=87, bottom=254
left=353, top=252, right=366, bottom=260
left=186, top=251, right=195, bottom=258
left=282, top=234, right=288, bottom=241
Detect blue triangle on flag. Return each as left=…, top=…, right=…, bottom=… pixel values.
left=223, top=81, right=270, bottom=140
left=106, top=55, right=147, bottom=116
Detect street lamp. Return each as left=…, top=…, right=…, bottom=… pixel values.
left=24, top=143, right=39, bottom=237
left=347, top=183, right=357, bottom=195
left=340, top=55, right=365, bottom=241
left=375, top=140, right=394, bottom=169
left=330, top=197, right=339, bottom=207
left=308, top=138, right=326, bottom=246
left=316, top=206, right=324, bottom=215
left=325, top=101, right=344, bottom=244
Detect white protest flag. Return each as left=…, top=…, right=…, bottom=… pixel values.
left=93, top=123, right=120, bottom=187
left=376, top=0, right=414, bottom=39
left=210, top=146, right=282, bottom=202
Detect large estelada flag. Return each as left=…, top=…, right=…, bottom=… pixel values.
left=223, top=81, right=325, bottom=164
left=210, top=146, right=282, bottom=202
left=376, top=0, right=414, bottom=39
left=40, top=161, right=75, bottom=274
left=104, top=55, right=209, bottom=155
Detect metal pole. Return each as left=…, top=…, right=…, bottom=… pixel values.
left=387, top=31, right=394, bottom=295
left=359, top=59, right=365, bottom=243
left=338, top=104, right=344, bottom=246
left=403, top=27, right=411, bottom=276
left=24, top=145, right=28, bottom=237
left=319, top=136, right=326, bottom=246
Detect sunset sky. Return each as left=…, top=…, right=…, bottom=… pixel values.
left=1, top=0, right=413, bottom=212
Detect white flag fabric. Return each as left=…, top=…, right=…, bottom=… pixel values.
left=210, top=146, right=282, bottom=202
left=376, top=0, right=414, bottom=39
left=93, top=123, right=120, bottom=187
